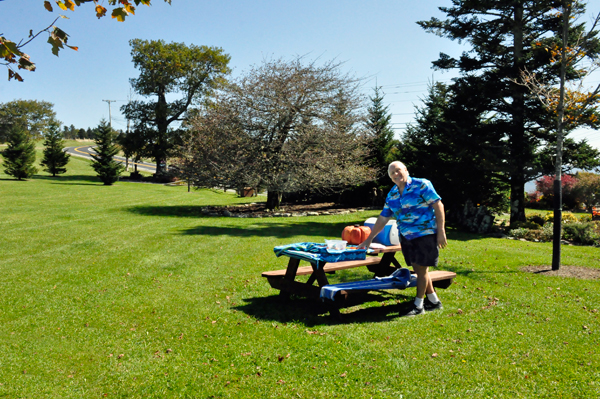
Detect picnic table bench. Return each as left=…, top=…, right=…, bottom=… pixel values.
left=262, top=244, right=456, bottom=301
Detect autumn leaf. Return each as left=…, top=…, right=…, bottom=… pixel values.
left=95, top=5, right=107, bottom=18
left=18, top=56, right=36, bottom=71
left=124, top=4, right=136, bottom=15
left=44, top=1, right=53, bottom=11
left=64, top=0, right=75, bottom=11
left=47, top=36, right=63, bottom=56
left=8, top=69, right=24, bottom=82
left=111, top=8, right=128, bottom=22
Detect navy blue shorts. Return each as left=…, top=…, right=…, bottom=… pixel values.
left=400, top=233, right=439, bottom=267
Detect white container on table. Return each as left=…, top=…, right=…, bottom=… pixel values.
left=364, top=218, right=400, bottom=246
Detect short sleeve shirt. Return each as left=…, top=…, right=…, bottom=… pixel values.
left=380, top=176, right=441, bottom=240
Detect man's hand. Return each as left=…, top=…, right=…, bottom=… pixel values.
left=357, top=239, right=372, bottom=250
left=437, top=230, right=448, bottom=249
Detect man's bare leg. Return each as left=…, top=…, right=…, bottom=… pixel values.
left=413, top=264, right=434, bottom=299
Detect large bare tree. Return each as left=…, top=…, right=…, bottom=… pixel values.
left=179, top=57, right=375, bottom=209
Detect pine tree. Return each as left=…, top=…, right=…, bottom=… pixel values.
left=366, top=86, right=396, bottom=186
left=1, top=125, right=37, bottom=180
left=90, top=120, right=124, bottom=185
left=40, top=122, right=70, bottom=176
left=402, top=81, right=509, bottom=214
left=418, top=0, right=600, bottom=225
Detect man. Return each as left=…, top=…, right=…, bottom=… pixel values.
left=358, top=161, right=447, bottom=316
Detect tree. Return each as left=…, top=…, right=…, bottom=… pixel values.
left=121, top=39, right=231, bottom=176
left=573, top=172, right=600, bottom=209
left=40, top=122, right=70, bottom=176
left=535, top=174, right=579, bottom=209
left=366, top=86, right=396, bottom=186
left=1, top=0, right=172, bottom=82
left=185, top=57, right=375, bottom=210
left=171, top=128, right=197, bottom=192
left=1, top=125, right=37, bottom=180
left=0, top=100, right=59, bottom=142
left=418, top=0, right=600, bottom=226
left=117, top=128, right=147, bottom=173
left=402, top=80, right=509, bottom=215
left=515, top=2, right=600, bottom=269
left=90, top=120, right=124, bottom=185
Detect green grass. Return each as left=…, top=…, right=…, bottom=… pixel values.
left=1, top=154, right=600, bottom=398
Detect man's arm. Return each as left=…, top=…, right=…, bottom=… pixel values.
left=357, top=215, right=391, bottom=249
left=432, top=200, right=447, bottom=249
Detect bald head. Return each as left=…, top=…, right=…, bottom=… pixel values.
left=388, top=161, right=407, bottom=177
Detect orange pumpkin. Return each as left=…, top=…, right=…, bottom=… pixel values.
left=342, top=224, right=371, bottom=245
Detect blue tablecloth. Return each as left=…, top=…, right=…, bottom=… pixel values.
left=273, top=242, right=367, bottom=267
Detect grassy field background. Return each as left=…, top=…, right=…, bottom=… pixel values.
left=1, top=148, right=599, bottom=398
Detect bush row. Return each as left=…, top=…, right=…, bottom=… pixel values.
left=508, top=214, right=600, bottom=246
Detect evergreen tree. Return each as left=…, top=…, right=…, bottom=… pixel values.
left=1, top=125, right=37, bottom=180
left=41, top=122, right=70, bottom=176
left=90, top=120, right=124, bottom=185
left=418, top=0, right=600, bottom=225
left=402, top=81, right=509, bottom=214
left=366, top=86, right=396, bottom=185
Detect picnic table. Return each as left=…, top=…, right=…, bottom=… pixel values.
left=261, top=243, right=456, bottom=303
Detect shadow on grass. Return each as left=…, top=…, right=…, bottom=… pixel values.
left=127, top=206, right=495, bottom=242
left=180, top=220, right=363, bottom=239
left=234, top=291, right=414, bottom=326
left=32, top=175, right=101, bottom=185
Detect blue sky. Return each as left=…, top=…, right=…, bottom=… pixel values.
left=2, top=0, right=600, bottom=151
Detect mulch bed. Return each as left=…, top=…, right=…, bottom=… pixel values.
left=202, top=202, right=374, bottom=217
left=521, top=265, right=600, bottom=280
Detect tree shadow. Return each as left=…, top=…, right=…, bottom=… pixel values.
left=32, top=175, right=101, bottom=185
left=126, top=206, right=498, bottom=242
left=233, top=290, right=415, bottom=326
left=0, top=178, right=27, bottom=181
left=180, top=220, right=361, bottom=239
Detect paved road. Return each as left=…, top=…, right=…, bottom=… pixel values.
left=65, top=146, right=157, bottom=173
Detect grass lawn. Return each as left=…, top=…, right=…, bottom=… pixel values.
left=1, top=152, right=599, bottom=398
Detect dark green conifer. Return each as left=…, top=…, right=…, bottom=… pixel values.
left=1, top=125, right=37, bottom=180
left=41, top=122, right=70, bottom=176
left=366, top=86, right=395, bottom=185
left=90, top=120, right=124, bottom=185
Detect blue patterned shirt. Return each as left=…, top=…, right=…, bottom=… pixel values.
left=380, top=176, right=441, bottom=240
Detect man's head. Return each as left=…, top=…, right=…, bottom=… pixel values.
left=388, top=161, right=409, bottom=187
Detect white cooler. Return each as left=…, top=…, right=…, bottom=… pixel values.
left=364, top=217, right=400, bottom=246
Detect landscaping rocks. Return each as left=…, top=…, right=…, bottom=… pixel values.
left=200, top=202, right=375, bottom=218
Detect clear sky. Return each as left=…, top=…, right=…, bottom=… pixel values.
left=2, top=0, right=600, bottom=150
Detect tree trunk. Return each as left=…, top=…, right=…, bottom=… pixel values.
left=266, top=191, right=283, bottom=210
left=155, top=156, right=165, bottom=176
left=510, top=2, right=527, bottom=226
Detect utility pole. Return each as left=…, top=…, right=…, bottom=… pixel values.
left=102, top=100, right=116, bottom=127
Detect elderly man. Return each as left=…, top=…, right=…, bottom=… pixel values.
left=358, top=161, right=447, bottom=316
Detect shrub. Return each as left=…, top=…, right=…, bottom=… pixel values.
left=541, top=223, right=554, bottom=242
left=129, top=171, right=143, bottom=180
left=511, top=220, right=542, bottom=230
left=508, top=227, right=529, bottom=239
left=544, top=212, right=578, bottom=224
left=562, top=222, right=600, bottom=246
left=526, top=213, right=546, bottom=227
left=579, top=213, right=592, bottom=222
